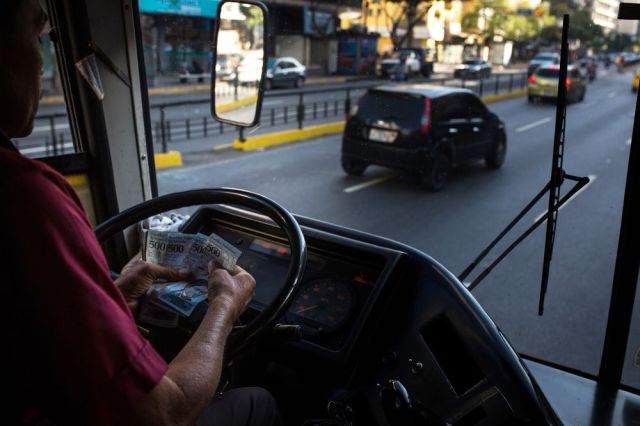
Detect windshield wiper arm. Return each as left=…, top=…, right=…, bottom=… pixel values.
left=461, top=175, right=589, bottom=292
left=459, top=15, right=590, bottom=316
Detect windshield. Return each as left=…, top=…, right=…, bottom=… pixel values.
left=23, top=2, right=640, bottom=391
left=536, top=69, right=559, bottom=78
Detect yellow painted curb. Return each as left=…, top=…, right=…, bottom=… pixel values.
left=216, top=95, right=258, bottom=113
left=65, top=173, right=96, bottom=226
left=233, top=121, right=345, bottom=151
left=149, top=84, right=209, bottom=96
left=481, top=89, right=527, bottom=103
left=65, top=174, right=89, bottom=187
left=40, top=95, right=65, bottom=105
left=155, top=150, right=183, bottom=169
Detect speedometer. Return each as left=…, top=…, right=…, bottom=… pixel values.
left=288, top=278, right=354, bottom=333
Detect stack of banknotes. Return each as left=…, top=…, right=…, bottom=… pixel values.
left=138, top=230, right=242, bottom=327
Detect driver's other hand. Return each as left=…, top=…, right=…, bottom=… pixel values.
left=207, top=261, right=256, bottom=322
left=115, top=256, right=191, bottom=310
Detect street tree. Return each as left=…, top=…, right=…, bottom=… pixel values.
left=382, top=0, right=438, bottom=49
left=461, top=0, right=555, bottom=43
left=541, top=0, right=604, bottom=46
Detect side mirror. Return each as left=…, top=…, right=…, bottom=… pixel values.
left=211, top=1, right=268, bottom=127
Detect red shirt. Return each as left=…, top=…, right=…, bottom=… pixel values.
left=0, top=135, right=168, bottom=425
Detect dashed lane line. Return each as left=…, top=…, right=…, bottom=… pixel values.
left=516, top=117, right=551, bottom=133
left=344, top=175, right=394, bottom=193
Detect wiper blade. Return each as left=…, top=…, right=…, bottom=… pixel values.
left=459, top=15, right=590, bottom=316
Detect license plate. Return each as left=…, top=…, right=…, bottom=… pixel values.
left=369, top=128, right=396, bottom=143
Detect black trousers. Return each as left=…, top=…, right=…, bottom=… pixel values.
left=197, top=387, right=283, bottom=426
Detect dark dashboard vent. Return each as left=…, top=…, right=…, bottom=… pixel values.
left=421, top=315, right=485, bottom=395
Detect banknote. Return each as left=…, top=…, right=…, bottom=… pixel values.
left=156, top=281, right=209, bottom=317
left=141, top=230, right=193, bottom=268
left=141, top=230, right=242, bottom=274
left=138, top=286, right=180, bottom=328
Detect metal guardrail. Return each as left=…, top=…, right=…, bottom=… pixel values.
left=19, top=72, right=528, bottom=156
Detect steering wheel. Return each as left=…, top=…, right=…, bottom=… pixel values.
left=95, top=188, right=307, bottom=359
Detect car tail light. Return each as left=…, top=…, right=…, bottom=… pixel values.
left=420, top=97, right=431, bottom=136
left=348, top=95, right=363, bottom=120
left=566, top=78, right=572, bottom=87
left=528, top=75, right=535, bottom=84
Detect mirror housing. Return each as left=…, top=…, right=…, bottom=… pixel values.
left=211, top=0, right=268, bottom=127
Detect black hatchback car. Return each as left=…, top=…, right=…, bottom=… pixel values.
left=342, top=85, right=507, bottom=190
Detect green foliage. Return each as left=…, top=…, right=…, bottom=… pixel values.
left=541, top=0, right=604, bottom=45
left=461, top=0, right=555, bottom=42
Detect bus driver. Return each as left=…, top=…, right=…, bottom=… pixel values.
left=0, top=1, right=281, bottom=425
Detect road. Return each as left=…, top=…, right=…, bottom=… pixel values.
left=156, top=65, right=639, bottom=387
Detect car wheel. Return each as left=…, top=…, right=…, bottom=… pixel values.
left=422, top=152, right=451, bottom=191
left=294, top=77, right=304, bottom=88
left=486, top=135, right=507, bottom=169
left=528, top=94, right=534, bottom=103
left=341, top=156, right=368, bottom=176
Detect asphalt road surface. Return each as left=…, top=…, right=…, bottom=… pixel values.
left=157, top=65, right=640, bottom=387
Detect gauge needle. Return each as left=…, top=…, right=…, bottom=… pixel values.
left=296, top=305, right=318, bottom=314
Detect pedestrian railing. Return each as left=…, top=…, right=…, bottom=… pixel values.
left=18, top=72, right=528, bottom=157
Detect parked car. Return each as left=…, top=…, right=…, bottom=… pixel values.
left=528, top=51, right=560, bottom=76
left=235, top=50, right=264, bottom=85
left=453, top=58, right=492, bottom=79
left=527, top=63, right=586, bottom=103
left=265, top=57, right=306, bottom=89
left=632, top=69, right=640, bottom=92
left=342, top=85, right=507, bottom=191
left=397, top=47, right=434, bottom=77
left=379, top=50, right=422, bottom=79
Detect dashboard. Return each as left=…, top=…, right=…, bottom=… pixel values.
left=172, top=205, right=556, bottom=425
left=184, top=206, right=405, bottom=364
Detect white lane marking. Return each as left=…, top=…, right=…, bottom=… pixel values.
left=578, top=101, right=595, bottom=109
left=344, top=175, right=394, bottom=193
left=516, top=117, right=551, bottom=133
left=608, top=92, right=616, bottom=98
left=627, top=138, right=632, bottom=146
left=20, top=142, right=74, bottom=155
left=32, top=123, right=69, bottom=133
left=263, top=99, right=284, bottom=106
left=533, top=174, right=597, bottom=223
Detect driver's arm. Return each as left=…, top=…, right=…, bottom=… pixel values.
left=130, top=262, right=255, bottom=426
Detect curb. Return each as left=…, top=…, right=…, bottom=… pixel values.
left=155, top=150, right=183, bottom=169
left=216, top=95, right=258, bottom=113
left=233, top=121, right=345, bottom=151
left=481, top=89, right=527, bottom=103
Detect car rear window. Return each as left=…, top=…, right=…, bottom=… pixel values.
left=536, top=69, right=559, bottom=78
left=534, top=54, right=557, bottom=61
left=357, top=91, right=424, bottom=127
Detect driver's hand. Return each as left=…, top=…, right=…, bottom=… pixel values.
left=207, top=261, right=256, bottom=322
left=115, top=254, right=191, bottom=314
